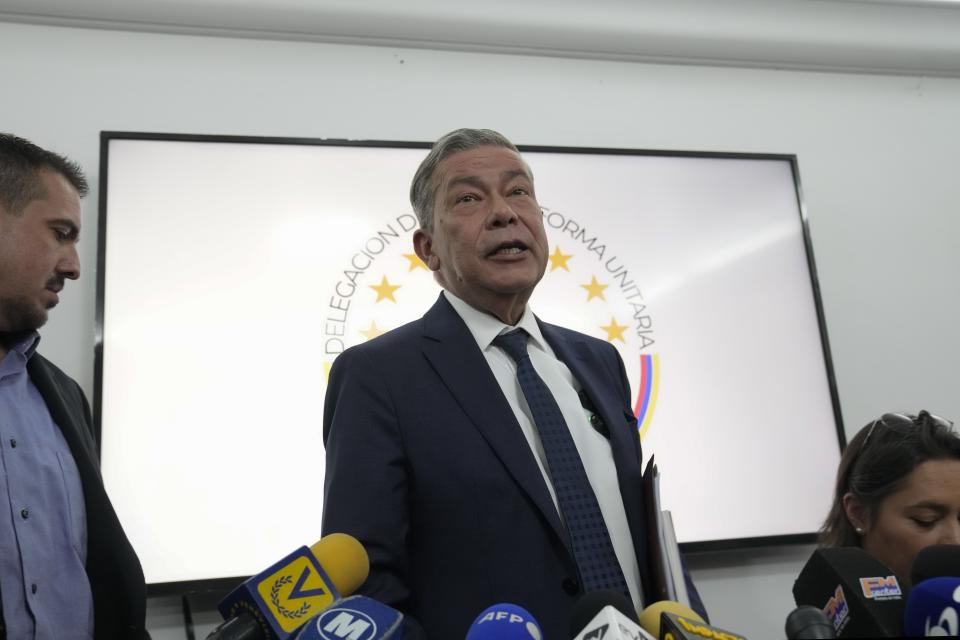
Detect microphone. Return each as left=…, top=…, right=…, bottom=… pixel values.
left=903, top=545, right=960, bottom=637
left=291, top=595, right=404, bottom=639
left=911, top=544, right=960, bottom=584
left=784, top=605, right=836, bottom=639
left=464, top=603, right=542, bottom=639
left=903, top=576, right=960, bottom=637
left=570, top=590, right=654, bottom=640
left=658, top=614, right=747, bottom=640
left=793, top=547, right=904, bottom=638
left=639, top=600, right=746, bottom=640
left=637, top=601, right=702, bottom=639
left=209, top=533, right=369, bottom=640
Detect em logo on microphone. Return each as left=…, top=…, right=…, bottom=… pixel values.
left=859, top=575, right=902, bottom=600
left=823, top=585, right=850, bottom=634
left=313, top=608, right=378, bottom=640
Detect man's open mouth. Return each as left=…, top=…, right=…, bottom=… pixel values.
left=488, top=241, right=528, bottom=257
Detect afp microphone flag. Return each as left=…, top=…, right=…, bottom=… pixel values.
left=464, top=603, right=542, bottom=639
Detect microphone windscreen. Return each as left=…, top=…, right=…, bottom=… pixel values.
left=910, top=544, right=960, bottom=585
left=793, top=547, right=903, bottom=637
left=569, top=590, right=638, bottom=638
left=903, top=576, right=960, bottom=637
left=785, top=605, right=836, bottom=639
left=637, top=600, right=703, bottom=638
left=464, top=603, right=542, bottom=639
left=309, top=533, right=370, bottom=595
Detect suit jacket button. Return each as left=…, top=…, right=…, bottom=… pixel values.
left=562, top=577, right=581, bottom=595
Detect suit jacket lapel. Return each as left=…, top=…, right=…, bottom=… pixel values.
left=420, top=296, right=569, bottom=549
left=538, top=321, right=650, bottom=579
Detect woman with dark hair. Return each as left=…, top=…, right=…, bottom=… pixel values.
left=819, top=410, right=960, bottom=585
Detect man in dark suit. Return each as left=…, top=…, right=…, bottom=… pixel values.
left=323, top=129, right=704, bottom=639
left=0, top=134, right=148, bottom=639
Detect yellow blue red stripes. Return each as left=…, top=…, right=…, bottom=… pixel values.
left=634, top=353, right=660, bottom=441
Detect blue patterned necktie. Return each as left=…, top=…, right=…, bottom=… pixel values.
left=493, top=329, right=630, bottom=598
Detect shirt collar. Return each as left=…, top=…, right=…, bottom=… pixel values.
left=443, top=290, right=546, bottom=353
left=1, top=331, right=41, bottom=360
left=0, top=331, right=40, bottom=373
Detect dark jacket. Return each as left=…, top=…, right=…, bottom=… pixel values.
left=322, top=294, right=705, bottom=639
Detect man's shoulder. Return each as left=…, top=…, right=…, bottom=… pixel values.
left=539, top=319, right=619, bottom=356
left=27, top=351, right=81, bottom=389
left=339, top=315, right=425, bottom=361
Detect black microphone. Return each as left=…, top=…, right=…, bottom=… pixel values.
left=911, top=544, right=960, bottom=584
left=793, top=547, right=904, bottom=637
left=784, top=605, right=835, bottom=639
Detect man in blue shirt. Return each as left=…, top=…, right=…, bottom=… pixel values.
left=0, top=134, right=148, bottom=639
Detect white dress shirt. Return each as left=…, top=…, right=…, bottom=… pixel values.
left=444, top=291, right=644, bottom=611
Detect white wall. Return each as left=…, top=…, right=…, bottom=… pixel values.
left=2, top=19, right=959, bottom=639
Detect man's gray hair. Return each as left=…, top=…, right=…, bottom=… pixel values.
left=409, top=128, right=527, bottom=231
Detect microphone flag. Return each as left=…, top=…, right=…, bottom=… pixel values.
left=291, top=595, right=404, bottom=640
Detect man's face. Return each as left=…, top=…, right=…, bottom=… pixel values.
left=0, top=169, right=82, bottom=332
left=413, top=146, right=548, bottom=324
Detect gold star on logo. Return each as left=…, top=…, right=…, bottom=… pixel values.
left=402, top=253, right=428, bottom=272
left=369, top=276, right=401, bottom=303
left=324, top=361, right=332, bottom=385
left=359, top=321, right=387, bottom=341
left=580, top=276, right=608, bottom=302
left=601, top=317, right=629, bottom=343
left=548, top=246, right=573, bottom=272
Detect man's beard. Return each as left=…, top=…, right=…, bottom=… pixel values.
left=0, top=295, right=49, bottom=333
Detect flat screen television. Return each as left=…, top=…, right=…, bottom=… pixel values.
left=97, top=132, right=843, bottom=592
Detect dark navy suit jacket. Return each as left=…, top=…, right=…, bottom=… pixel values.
left=322, top=294, right=704, bottom=639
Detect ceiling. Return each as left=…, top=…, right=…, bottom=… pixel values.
left=2, top=0, right=960, bottom=77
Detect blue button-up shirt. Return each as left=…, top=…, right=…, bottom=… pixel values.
left=0, top=333, right=94, bottom=639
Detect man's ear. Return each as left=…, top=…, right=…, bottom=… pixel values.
left=413, top=228, right=441, bottom=272
left=842, top=492, right=869, bottom=533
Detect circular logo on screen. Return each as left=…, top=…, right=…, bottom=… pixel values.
left=321, top=207, right=661, bottom=439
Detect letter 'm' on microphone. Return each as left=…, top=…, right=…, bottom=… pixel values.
left=903, top=577, right=960, bottom=637
left=464, top=603, right=542, bottom=640
left=291, top=595, right=404, bottom=640
left=210, top=533, right=369, bottom=640
left=792, top=547, right=903, bottom=638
